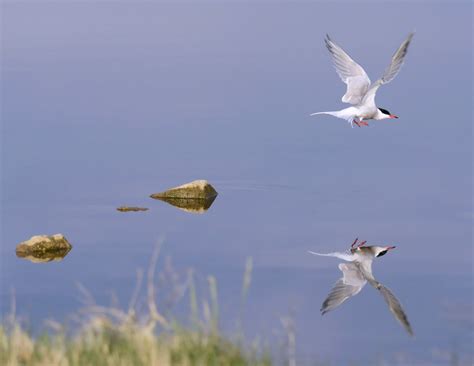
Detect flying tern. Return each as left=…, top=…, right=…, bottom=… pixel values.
left=309, top=238, right=413, bottom=335
left=311, top=33, right=414, bottom=127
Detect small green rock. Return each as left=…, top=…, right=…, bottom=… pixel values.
left=117, top=206, right=149, bottom=212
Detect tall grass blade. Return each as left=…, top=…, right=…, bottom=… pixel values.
left=207, top=275, right=219, bottom=335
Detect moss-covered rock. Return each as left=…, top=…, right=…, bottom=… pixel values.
left=16, top=234, right=72, bottom=263
left=150, top=180, right=218, bottom=200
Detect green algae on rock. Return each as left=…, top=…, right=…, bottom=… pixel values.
left=150, top=180, right=218, bottom=200
left=16, top=234, right=72, bottom=263
left=117, top=206, right=149, bottom=212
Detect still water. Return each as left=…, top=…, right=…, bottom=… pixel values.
left=1, top=2, right=472, bottom=365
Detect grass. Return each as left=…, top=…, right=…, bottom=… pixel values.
left=0, top=322, right=271, bottom=366
left=0, top=242, right=272, bottom=366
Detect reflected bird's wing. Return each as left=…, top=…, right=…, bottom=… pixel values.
left=324, top=34, right=371, bottom=105
left=320, top=262, right=367, bottom=314
left=361, top=33, right=415, bottom=109
left=371, top=281, right=414, bottom=336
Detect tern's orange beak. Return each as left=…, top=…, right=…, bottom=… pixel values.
left=389, top=115, right=399, bottom=119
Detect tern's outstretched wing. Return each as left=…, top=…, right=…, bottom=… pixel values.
left=376, top=283, right=414, bottom=336
left=361, top=33, right=414, bottom=108
left=379, top=32, right=414, bottom=84
left=324, top=34, right=371, bottom=105
left=320, top=262, right=367, bottom=314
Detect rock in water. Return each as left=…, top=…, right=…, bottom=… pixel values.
left=117, top=206, right=149, bottom=212
left=16, top=234, right=72, bottom=263
left=150, top=180, right=218, bottom=200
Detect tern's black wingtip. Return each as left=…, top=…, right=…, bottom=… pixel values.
left=324, top=35, right=332, bottom=50
left=404, top=322, right=414, bottom=337
left=405, top=32, right=415, bottom=43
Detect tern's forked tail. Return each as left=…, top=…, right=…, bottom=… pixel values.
left=310, top=107, right=359, bottom=127
left=310, top=111, right=340, bottom=118
left=308, top=250, right=354, bottom=262
left=310, top=107, right=357, bottom=122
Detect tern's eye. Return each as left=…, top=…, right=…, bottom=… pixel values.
left=377, top=250, right=387, bottom=257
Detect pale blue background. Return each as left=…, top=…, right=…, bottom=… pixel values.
left=1, top=1, right=472, bottom=365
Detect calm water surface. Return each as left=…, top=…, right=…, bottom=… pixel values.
left=1, top=2, right=472, bottom=365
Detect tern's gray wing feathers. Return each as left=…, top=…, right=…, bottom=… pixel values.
left=380, top=32, right=414, bottom=85
left=361, top=33, right=414, bottom=108
left=353, top=260, right=413, bottom=335
left=364, top=274, right=413, bottom=336
left=321, top=262, right=366, bottom=314
left=377, top=284, right=414, bottom=336
left=324, top=35, right=371, bottom=105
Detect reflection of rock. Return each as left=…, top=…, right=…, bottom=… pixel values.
left=154, top=195, right=217, bottom=214
left=117, top=206, right=149, bottom=212
left=16, top=234, right=72, bottom=263
left=150, top=180, right=218, bottom=200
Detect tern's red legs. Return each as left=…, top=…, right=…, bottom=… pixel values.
left=358, top=240, right=367, bottom=248
left=351, top=238, right=367, bottom=249
left=353, top=120, right=369, bottom=127
left=351, top=238, right=359, bottom=248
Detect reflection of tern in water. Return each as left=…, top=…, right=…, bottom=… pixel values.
left=309, top=238, right=413, bottom=336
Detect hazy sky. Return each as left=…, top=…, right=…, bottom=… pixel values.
left=1, top=1, right=472, bottom=364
